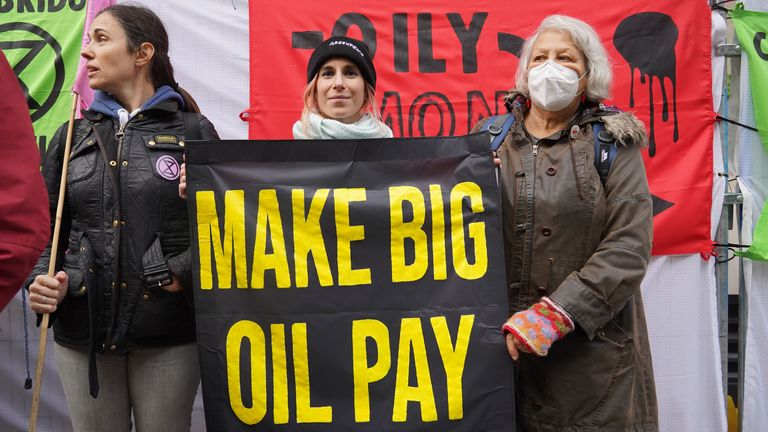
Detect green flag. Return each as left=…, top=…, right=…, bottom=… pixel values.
left=731, top=3, right=768, bottom=150
left=736, top=202, right=768, bottom=261
left=731, top=4, right=768, bottom=260
left=0, top=2, right=86, bottom=156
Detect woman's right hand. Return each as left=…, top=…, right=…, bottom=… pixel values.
left=28, top=271, right=69, bottom=314
left=178, top=162, right=187, bottom=199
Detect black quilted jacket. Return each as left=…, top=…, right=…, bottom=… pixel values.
left=28, top=99, right=218, bottom=353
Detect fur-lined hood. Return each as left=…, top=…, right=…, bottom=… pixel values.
left=504, top=90, right=648, bottom=148
left=599, top=111, right=648, bottom=148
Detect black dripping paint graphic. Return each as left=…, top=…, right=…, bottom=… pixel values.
left=613, top=12, right=679, bottom=157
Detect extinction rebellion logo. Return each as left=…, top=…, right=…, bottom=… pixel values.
left=0, top=22, right=65, bottom=122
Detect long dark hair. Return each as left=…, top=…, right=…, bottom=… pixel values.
left=97, top=4, right=200, bottom=113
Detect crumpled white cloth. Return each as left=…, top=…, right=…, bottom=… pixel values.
left=292, top=112, right=393, bottom=140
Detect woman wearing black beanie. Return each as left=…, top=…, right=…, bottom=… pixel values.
left=179, top=36, right=391, bottom=199
left=292, top=36, right=393, bottom=139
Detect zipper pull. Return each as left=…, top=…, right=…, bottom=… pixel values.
left=115, top=108, right=129, bottom=140
left=532, top=142, right=539, bottom=157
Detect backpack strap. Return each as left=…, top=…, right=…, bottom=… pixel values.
left=483, top=113, right=516, bottom=151
left=593, top=122, right=618, bottom=186
left=56, top=118, right=83, bottom=162
left=182, top=111, right=201, bottom=141
left=481, top=114, right=617, bottom=187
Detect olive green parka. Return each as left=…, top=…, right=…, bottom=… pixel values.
left=474, top=93, right=658, bottom=432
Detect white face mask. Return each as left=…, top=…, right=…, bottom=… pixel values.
left=527, top=60, right=585, bottom=112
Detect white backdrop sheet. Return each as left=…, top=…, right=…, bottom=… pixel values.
left=738, top=1, right=768, bottom=431
left=637, top=12, right=727, bottom=432
left=0, top=1, right=727, bottom=431
left=144, top=0, right=250, bottom=140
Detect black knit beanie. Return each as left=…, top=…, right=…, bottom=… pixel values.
left=306, top=36, right=376, bottom=89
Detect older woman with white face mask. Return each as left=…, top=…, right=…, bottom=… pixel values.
left=473, top=15, right=658, bottom=432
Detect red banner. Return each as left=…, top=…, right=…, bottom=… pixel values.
left=247, top=0, right=713, bottom=256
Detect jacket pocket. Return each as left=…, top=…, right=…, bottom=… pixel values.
left=61, top=232, right=95, bottom=297
left=595, top=318, right=633, bottom=348
left=587, top=320, right=638, bottom=426
left=129, top=286, right=195, bottom=342
left=143, top=134, right=184, bottom=181
left=129, top=235, right=195, bottom=342
left=520, top=326, right=636, bottom=426
left=67, top=136, right=99, bottom=184
left=573, top=150, right=596, bottom=203
left=56, top=232, right=95, bottom=342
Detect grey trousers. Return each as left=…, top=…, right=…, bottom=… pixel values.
left=54, top=342, right=200, bottom=432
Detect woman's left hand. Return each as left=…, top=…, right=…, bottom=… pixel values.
left=502, top=298, right=575, bottom=359
left=492, top=151, right=501, bottom=167
left=178, top=162, right=187, bottom=200
left=28, top=271, right=69, bottom=314
left=505, top=332, right=531, bottom=361
left=161, top=271, right=183, bottom=292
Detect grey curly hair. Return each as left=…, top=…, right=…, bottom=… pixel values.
left=515, top=15, right=613, bottom=103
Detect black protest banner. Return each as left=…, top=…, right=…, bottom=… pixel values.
left=187, top=133, right=515, bottom=431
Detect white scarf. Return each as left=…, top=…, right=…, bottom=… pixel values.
left=292, top=112, right=393, bottom=140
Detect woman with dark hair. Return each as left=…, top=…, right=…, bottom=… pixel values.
left=26, top=5, right=217, bottom=431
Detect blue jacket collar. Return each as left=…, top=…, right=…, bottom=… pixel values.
left=89, top=85, right=185, bottom=120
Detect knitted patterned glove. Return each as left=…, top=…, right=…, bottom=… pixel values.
left=502, top=297, right=575, bottom=356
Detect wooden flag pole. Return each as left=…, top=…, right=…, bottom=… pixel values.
left=29, top=92, right=80, bottom=432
